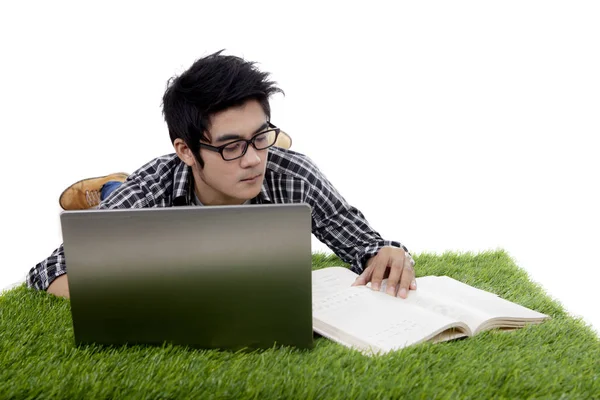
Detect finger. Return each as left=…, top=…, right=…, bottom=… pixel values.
left=385, top=256, right=404, bottom=297
left=397, top=256, right=416, bottom=299
left=401, top=251, right=417, bottom=291
left=406, top=254, right=417, bottom=291
left=370, top=256, right=388, bottom=292
left=352, top=264, right=374, bottom=286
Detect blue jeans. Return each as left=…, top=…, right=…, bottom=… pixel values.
left=101, top=181, right=123, bottom=201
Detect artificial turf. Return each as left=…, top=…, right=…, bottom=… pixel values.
left=1, top=250, right=598, bottom=399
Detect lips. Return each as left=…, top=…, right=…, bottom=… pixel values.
left=241, top=174, right=261, bottom=182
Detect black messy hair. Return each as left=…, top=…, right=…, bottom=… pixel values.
left=162, top=50, right=284, bottom=167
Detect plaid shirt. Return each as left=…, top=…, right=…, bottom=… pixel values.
left=27, top=147, right=407, bottom=291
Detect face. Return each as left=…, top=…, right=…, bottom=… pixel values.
left=175, top=99, right=270, bottom=206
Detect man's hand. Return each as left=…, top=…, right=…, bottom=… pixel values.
left=351, top=246, right=416, bottom=299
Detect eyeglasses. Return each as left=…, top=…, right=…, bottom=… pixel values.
left=199, top=122, right=281, bottom=161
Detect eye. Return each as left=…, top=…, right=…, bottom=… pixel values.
left=223, top=142, right=242, bottom=153
left=254, top=133, right=268, bottom=143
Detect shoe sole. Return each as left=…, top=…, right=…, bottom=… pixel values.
left=58, top=172, right=129, bottom=210
left=275, top=131, right=293, bottom=149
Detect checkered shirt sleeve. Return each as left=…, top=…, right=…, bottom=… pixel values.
left=263, top=149, right=407, bottom=274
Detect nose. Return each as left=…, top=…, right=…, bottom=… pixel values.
left=240, top=144, right=261, bottom=167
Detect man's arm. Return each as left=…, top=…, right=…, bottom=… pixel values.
left=47, top=274, right=70, bottom=298
left=305, top=159, right=406, bottom=271
left=302, top=157, right=416, bottom=298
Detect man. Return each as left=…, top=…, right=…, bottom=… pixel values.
left=26, top=50, right=416, bottom=299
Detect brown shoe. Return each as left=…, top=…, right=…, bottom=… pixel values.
left=59, top=173, right=129, bottom=210
left=274, top=130, right=292, bottom=150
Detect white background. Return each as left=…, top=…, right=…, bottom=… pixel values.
left=1, top=1, right=598, bottom=335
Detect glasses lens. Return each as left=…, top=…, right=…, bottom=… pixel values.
left=253, top=130, right=278, bottom=150
left=222, top=141, right=247, bottom=160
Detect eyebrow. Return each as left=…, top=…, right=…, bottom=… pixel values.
left=214, top=122, right=269, bottom=144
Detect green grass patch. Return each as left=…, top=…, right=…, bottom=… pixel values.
left=1, top=250, right=598, bottom=399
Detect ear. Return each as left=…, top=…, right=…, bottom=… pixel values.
left=174, top=139, right=196, bottom=167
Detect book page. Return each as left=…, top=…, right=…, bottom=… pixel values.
left=412, top=276, right=549, bottom=333
left=395, top=289, right=489, bottom=334
left=381, top=276, right=495, bottom=332
left=368, top=278, right=490, bottom=335
left=312, top=267, right=358, bottom=302
left=313, top=286, right=469, bottom=354
left=417, top=276, right=500, bottom=298
left=312, top=268, right=470, bottom=354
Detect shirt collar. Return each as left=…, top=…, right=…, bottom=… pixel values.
left=257, top=179, right=272, bottom=204
left=172, top=160, right=193, bottom=206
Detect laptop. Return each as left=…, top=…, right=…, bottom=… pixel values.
left=60, top=204, right=314, bottom=351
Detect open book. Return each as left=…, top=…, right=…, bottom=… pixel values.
left=312, top=267, right=550, bottom=355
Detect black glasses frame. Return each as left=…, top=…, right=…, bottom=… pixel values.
left=199, top=122, right=281, bottom=161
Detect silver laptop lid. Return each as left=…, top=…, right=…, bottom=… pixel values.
left=60, top=204, right=313, bottom=350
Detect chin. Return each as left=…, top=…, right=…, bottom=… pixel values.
left=229, top=186, right=261, bottom=202
left=247, top=185, right=262, bottom=199
left=248, top=186, right=262, bottom=199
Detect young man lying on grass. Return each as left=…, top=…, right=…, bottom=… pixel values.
left=26, top=50, right=416, bottom=299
